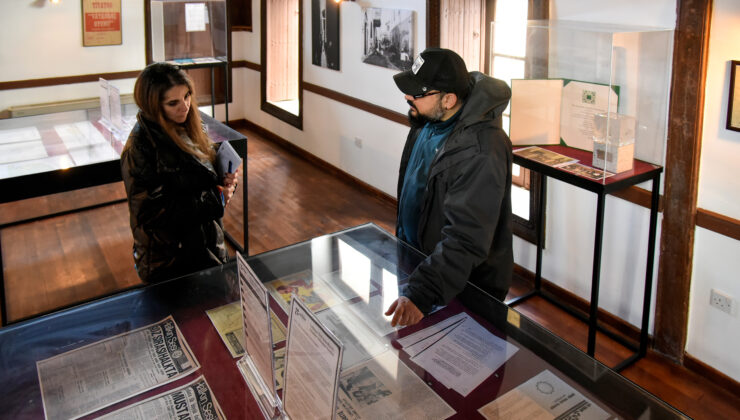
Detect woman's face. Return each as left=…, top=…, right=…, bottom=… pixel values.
left=161, top=84, right=191, bottom=124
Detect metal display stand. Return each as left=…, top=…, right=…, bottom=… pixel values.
left=507, top=145, right=662, bottom=371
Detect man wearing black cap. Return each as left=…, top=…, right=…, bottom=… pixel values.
left=385, top=47, right=514, bottom=327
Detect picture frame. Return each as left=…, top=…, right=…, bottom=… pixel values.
left=81, top=0, right=122, bottom=47
left=728, top=60, right=740, bottom=132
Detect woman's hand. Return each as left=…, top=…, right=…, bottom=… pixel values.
left=220, top=167, right=240, bottom=206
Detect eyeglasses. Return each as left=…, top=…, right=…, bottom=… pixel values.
left=411, top=90, right=442, bottom=99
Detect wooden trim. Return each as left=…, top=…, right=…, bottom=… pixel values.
left=684, top=353, right=740, bottom=399
left=0, top=71, right=140, bottom=91
left=232, top=60, right=262, bottom=72
left=513, top=264, right=642, bottom=344
left=303, top=82, right=409, bottom=126
left=654, top=0, right=712, bottom=362
left=427, top=0, right=440, bottom=47
left=696, top=208, right=740, bottom=241
left=231, top=118, right=398, bottom=207
left=611, top=185, right=664, bottom=212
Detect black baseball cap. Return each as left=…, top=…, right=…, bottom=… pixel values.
left=393, top=48, right=470, bottom=98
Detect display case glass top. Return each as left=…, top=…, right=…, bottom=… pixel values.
left=150, top=0, right=228, bottom=64
left=496, top=19, right=673, bottom=183
left=0, top=224, right=687, bottom=419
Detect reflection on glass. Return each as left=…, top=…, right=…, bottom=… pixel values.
left=382, top=268, right=399, bottom=322
left=337, top=239, right=372, bottom=302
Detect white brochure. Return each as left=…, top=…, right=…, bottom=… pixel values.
left=401, top=313, right=519, bottom=396
left=37, top=316, right=199, bottom=420
left=97, top=375, right=226, bottom=420
left=283, top=296, right=343, bottom=420
left=478, top=369, right=612, bottom=420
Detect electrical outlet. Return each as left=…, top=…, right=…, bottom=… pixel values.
left=354, top=137, right=363, bottom=148
left=710, top=289, right=735, bottom=315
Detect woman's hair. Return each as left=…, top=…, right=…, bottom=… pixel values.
left=131, top=62, right=214, bottom=161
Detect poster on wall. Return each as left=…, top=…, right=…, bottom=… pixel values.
left=361, top=8, right=414, bottom=71
left=82, top=0, right=122, bottom=47
left=727, top=60, right=740, bottom=132
left=311, top=0, right=340, bottom=70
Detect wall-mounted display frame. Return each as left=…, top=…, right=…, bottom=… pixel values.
left=361, top=8, right=414, bottom=71
left=727, top=60, right=740, bottom=132
left=311, top=0, right=340, bottom=70
left=81, top=0, right=122, bottom=47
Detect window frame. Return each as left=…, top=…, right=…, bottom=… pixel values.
left=260, top=0, right=304, bottom=129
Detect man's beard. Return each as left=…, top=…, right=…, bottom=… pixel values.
left=406, top=99, right=446, bottom=125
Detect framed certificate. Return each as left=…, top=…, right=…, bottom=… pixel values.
left=727, top=60, right=740, bottom=132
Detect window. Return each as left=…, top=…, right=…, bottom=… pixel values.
left=439, top=0, right=545, bottom=244
left=261, top=0, right=303, bottom=128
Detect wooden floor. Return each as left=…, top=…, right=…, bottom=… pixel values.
left=1, top=128, right=738, bottom=418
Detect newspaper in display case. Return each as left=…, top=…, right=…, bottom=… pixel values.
left=235, top=252, right=281, bottom=418
left=336, top=351, right=455, bottom=420
left=283, top=296, right=344, bottom=420
left=36, top=316, right=199, bottom=420
left=207, top=301, right=287, bottom=358
left=267, top=269, right=342, bottom=313
left=97, top=375, right=226, bottom=420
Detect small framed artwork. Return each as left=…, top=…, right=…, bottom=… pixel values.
left=728, top=60, right=740, bottom=132
left=81, top=0, right=122, bottom=47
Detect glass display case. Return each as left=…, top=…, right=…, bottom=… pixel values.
left=498, top=20, right=673, bottom=182
left=0, top=224, right=688, bottom=419
left=150, top=0, right=228, bottom=63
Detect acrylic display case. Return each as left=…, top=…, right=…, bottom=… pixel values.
left=0, top=224, right=688, bottom=419
left=499, top=20, right=673, bottom=181
left=150, top=0, right=228, bottom=63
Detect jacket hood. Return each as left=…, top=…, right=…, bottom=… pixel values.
left=457, top=71, right=512, bottom=128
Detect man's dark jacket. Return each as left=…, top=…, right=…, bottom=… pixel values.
left=397, top=72, right=513, bottom=312
left=121, top=114, right=228, bottom=283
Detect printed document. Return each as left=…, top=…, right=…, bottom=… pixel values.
left=335, top=351, right=455, bottom=420
left=401, top=313, right=518, bottom=396
left=478, top=369, right=612, bottom=420
left=37, top=316, right=199, bottom=420
left=282, top=297, right=343, bottom=420
left=97, top=375, right=226, bottom=420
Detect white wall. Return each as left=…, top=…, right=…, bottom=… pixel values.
left=686, top=0, right=740, bottom=382
left=236, top=0, right=426, bottom=196
left=0, top=1, right=146, bottom=110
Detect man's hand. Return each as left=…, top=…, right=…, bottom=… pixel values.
left=385, top=296, right=424, bottom=327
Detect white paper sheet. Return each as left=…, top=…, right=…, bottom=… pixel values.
left=478, top=369, right=612, bottom=420
left=185, top=3, right=207, bottom=32
left=560, top=81, right=618, bottom=151
left=283, top=297, right=343, bottom=420
left=0, top=140, right=48, bottom=164
left=405, top=313, right=519, bottom=396
left=0, top=127, right=41, bottom=144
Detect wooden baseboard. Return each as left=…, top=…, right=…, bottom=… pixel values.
left=513, top=264, right=643, bottom=344
left=229, top=118, right=398, bottom=208
left=684, top=353, right=740, bottom=398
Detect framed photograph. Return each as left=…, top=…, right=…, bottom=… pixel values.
left=727, top=60, right=740, bottom=132
left=312, top=0, right=340, bottom=70
left=81, top=0, right=122, bottom=47
left=361, top=8, right=414, bottom=71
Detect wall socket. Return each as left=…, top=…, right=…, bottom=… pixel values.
left=710, top=289, right=735, bottom=315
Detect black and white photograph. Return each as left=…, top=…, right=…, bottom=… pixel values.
left=361, top=8, right=414, bottom=71
left=311, top=0, right=340, bottom=70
